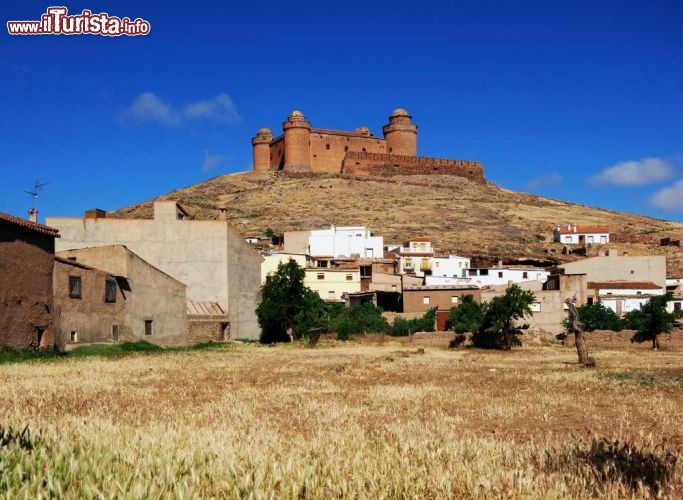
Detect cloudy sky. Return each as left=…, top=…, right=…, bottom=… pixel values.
left=1, top=1, right=682, bottom=221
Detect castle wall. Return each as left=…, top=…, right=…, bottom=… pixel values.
left=269, top=136, right=285, bottom=170
left=309, top=130, right=386, bottom=173
left=341, top=152, right=486, bottom=183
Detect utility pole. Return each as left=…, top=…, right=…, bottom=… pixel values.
left=24, top=181, right=49, bottom=222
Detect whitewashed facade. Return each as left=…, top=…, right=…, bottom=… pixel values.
left=553, top=224, right=610, bottom=245
left=308, top=225, right=383, bottom=259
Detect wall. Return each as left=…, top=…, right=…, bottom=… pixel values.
left=369, top=272, right=401, bottom=293
left=554, top=232, right=610, bottom=245
left=53, top=258, right=126, bottom=348
left=559, top=254, right=667, bottom=287
left=403, top=287, right=481, bottom=313
left=0, top=220, right=56, bottom=349
left=308, top=130, right=386, bottom=173
left=305, top=269, right=361, bottom=302
left=55, top=245, right=189, bottom=346
left=466, top=268, right=550, bottom=287
left=186, top=319, right=229, bottom=344
left=283, top=230, right=311, bottom=254
left=432, top=256, right=470, bottom=277
left=47, top=201, right=263, bottom=340
left=269, top=136, right=285, bottom=170
left=308, top=226, right=383, bottom=258
left=341, top=152, right=486, bottom=183
left=261, top=253, right=307, bottom=283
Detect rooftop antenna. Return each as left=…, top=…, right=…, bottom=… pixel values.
left=24, top=180, right=49, bottom=222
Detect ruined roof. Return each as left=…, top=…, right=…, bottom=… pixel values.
left=0, top=212, right=60, bottom=237
left=588, top=281, right=661, bottom=290
left=556, top=226, right=609, bottom=235
left=187, top=300, right=226, bottom=317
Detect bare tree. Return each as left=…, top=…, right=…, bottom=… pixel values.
left=565, top=296, right=596, bottom=367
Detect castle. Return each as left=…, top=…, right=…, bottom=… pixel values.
left=251, top=108, right=486, bottom=183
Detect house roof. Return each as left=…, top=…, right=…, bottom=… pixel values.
left=0, top=212, right=60, bottom=237
left=384, top=251, right=399, bottom=260
left=556, top=225, right=609, bottom=235
left=405, top=236, right=431, bottom=242
left=588, top=281, right=661, bottom=290
left=187, top=300, right=227, bottom=317
left=404, top=285, right=479, bottom=291
left=401, top=252, right=434, bottom=257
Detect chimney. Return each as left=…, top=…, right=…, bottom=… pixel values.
left=27, top=208, right=38, bottom=223
left=85, top=208, right=107, bottom=219
left=217, top=202, right=228, bottom=221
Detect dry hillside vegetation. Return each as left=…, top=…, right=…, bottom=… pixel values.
left=115, top=172, right=683, bottom=273
left=0, top=343, right=681, bottom=497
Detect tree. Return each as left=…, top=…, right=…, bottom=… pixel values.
left=446, top=295, right=483, bottom=334
left=257, top=259, right=309, bottom=343
left=474, top=285, right=535, bottom=350
left=562, top=302, right=623, bottom=333
left=388, top=308, right=437, bottom=336
left=624, top=293, right=675, bottom=350
left=565, top=297, right=596, bottom=367
left=329, top=303, right=389, bottom=340
left=295, top=289, right=330, bottom=344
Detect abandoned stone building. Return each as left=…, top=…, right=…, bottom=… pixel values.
left=252, top=109, right=486, bottom=183
left=0, top=212, right=60, bottom=349
left=46, top=201, right=263, bottom=340
left=54, top=245, right=189, bottom=349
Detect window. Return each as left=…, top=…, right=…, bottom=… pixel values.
left=675, top=302, right=682, bottom=312
left=587, top=297, right=594, bottom=305
left=105, top=277, right=117, bottom=303
left=600, top=236, right=607, bottom=244
left=423, top=296, right=430, bottom=305
left=70, top=331, right=78, bottom=342
left=564, top=236, right=571, bottom=243
left=317, top=273, right=325, bottom=280
left=435, top=262, right=440, bottom=268
left=325, top=144, right=330, bottom=150
left=328, top=291, right=335, bottom=301
left=144, top=320, right=153, bottom=336
left=362, top=148, right=366, bottom=152
left=346, top=274, right=353, bottom=281
left=587, top=236, right=594, bottom=245
left=480, top=269, right=489, bottom=276
left=530, top=302, right=541, bottom=312
left=636, top=291, right=642, bottom=295
left=451, top=296, right=458, bottom=304
left=522, top=272, right=528, bottom=279
left=389, top=148, right=393, bottom=153
left=468, top=269, right=476, bottom=276
left=498, top=272, right=503, bottom=278
left=344, top=146, right=348, bottom=152
left=112, top=324, right=119, bottom=341
left=69, top=276, right=82, bottom=299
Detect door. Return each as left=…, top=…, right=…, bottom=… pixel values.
left=112, top=324, right=119, bottom=342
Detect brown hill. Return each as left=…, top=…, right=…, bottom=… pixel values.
left=114, top=171, right=683, bottom=275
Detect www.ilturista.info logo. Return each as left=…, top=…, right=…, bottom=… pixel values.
left=7, top=6, right=151, bottom=36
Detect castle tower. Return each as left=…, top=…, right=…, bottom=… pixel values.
left=251, top=128, right=273, bottom=172
left=283, top=110, right=311, bottom=170
left=382, top=108, right=417, bottom=156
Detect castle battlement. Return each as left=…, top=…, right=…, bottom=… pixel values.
left=251, top=108, right=485, bottom=182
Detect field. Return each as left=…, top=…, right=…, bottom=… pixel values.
left=1, top=342, right=681, bottom=498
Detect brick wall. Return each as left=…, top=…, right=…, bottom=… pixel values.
left=341, top=152, right=485, bottom=183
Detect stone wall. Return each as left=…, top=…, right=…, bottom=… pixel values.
left=309, top=129, right=386, bottom=173
left=341, top=152, right=485, bottom=183
left=0, top=220, right=56, bottom=349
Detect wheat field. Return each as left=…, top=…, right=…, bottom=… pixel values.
left=0, top=342, right=681, bottom=498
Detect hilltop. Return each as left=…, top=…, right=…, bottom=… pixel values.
left=114, top=172, right=683, bottom=275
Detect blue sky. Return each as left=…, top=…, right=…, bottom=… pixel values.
left=1, top=0, right=682, bottom=222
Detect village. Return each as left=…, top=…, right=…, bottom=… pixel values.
left=1, top=200, right=681, bottom=351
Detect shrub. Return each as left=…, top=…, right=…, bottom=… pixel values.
left=329, top=303, right=389, bottom=340
left=445, top=295, right=483, bottom=334
left=388, top=308, right=437, bottom=336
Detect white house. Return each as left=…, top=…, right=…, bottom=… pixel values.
left=553, top=224, right=610, bottom=245
left=431, top=255, right=470, bottom=277
left=588, top=281, right=665, bottom=316
left=464, top=266, right=549, bottom=287
left=398, top=237, right=434, bottom=276
left=306, top=225, right=383, bottom=259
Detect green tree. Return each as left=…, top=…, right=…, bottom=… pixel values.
left=563, top=302, right=623, bottom=333
left=446, top=295, right=483, bottom=334
left=474, top=285, right=536, bottom=350
left=329, top=303, right=388, bottom=340
left=388, top=308, right=437, bottom=336
left=624, top=293, right=675, bottom=350
left=257, top=259, right=309, bottom=343
left=294, top=289, right=330, bottom=339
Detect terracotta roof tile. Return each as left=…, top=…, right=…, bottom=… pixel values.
left=588, top=281, right=661, bottom=290
left=556, top=226, right=609, bottom=235
left=0, top=212, right=60, bottom=237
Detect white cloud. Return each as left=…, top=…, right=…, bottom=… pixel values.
left=524, top=173, right=563, bottom=190
left=185, top=93, right=242, bottom=123
left=201, top=152, right=229, bottom=172
left=650, top=179, right=683, bottom=211
left=590, top=157, right=675, bottom=186
left=124, top=92, right=179, bottom=125
left=121, top=92, right=241, bottom=126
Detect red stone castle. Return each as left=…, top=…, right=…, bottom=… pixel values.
left=251, top=109, right=485, bottom=183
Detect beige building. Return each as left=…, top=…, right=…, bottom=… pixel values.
left=558, top=250, right=666, bottom=287
left=54, top=245, right=188, bottom=349
left=46, top=201, right=262, bottom=340
left=480, top=273, right=588, bottom=335
left=305, top=268, right=361, bottom=302
left=261, top=252, right=308, bottom=283
left=403, top=285, right=481, bottom=314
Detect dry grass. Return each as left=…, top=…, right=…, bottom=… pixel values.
left=114, top=172, right=683, bottom=273
left=1, top=342, right=681, bottom=497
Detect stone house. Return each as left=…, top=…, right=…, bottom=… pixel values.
left=403, top=285, right=481, bottom=331
left=47, top=201, right=262, bottom=340
left=0, top=212, right=60, bottom=349
left=54, top=245, right=188, bottom=348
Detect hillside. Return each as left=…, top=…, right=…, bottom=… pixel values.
left=115, top=171, right=683, bottom=275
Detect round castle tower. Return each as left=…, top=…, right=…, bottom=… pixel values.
left=382, top=108, right=417, bottom=156
left=251, top=127, right=273, bottom=172
left=283, top=110, right=311, bottom=170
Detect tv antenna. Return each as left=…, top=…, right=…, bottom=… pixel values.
left=24, top=180, right=49, bottom=221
